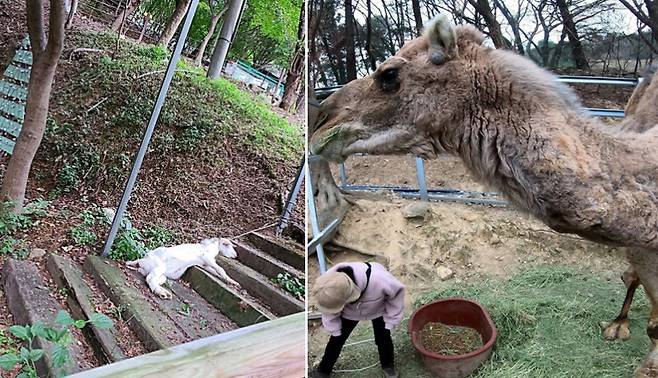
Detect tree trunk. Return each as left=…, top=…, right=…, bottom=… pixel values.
left=411, top=0, right=423, bottom=36
left=3, top=0, right=66, bottom=212
left=555, top=0, right=589, bottom=69
left=65, top=0, right=78, bottom=29
left=365, top=0, right=376, bottom=71
left=111, top=0, right=140, bottom=31
left=158, top=0, right=191, bottom=46
left=280, top=1, right=305, bottom=112
left=469, top=0, right=510, bottom=49
left=344, top=0, right=357, bottom=81
left=194, top=10, right=224, bottom=66
left=494, top=0, right=524, bottom=54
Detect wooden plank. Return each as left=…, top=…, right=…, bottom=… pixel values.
left=0, top=135, right=15, bottom=154
left=12, top=50, right=33, bottom=65
left=0, top=115, right=22, bottom=137
left=183, top=267, right=275, bottom=327
left=84, top=256, right=183, bottom=351
left=66, top=313, right=305, bottom=378
left=0, top=80, right=27, bottom=101
left=0, top=97, right=25, bottom=120
left=2, top=259, right=84, bottom=376
left=46, top=254, right=127, bottom=363
left=218, top=257, right=304, bottom=316
left=234, top=241, right=303, bottom=280
left=244, top=232, right=305, bottom=271
left=4, top=64, right=30, bottom=84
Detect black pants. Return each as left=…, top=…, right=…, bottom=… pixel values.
left=318, top=316, right=394, bottom=374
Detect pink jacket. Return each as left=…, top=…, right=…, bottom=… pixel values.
left=321, top=262, right=405, bottom=337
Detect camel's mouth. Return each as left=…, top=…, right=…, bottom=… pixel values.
left=310, top=123, right=351, bottom=162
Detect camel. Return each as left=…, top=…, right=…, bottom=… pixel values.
left=600, top=64, right=658, bottom=341
left=310, top=14, right=658, bottom=377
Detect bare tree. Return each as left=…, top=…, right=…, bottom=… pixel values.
left=411, top=0, right=423, bottom=35
left=555, top=0, right=590, bottom=69
left=468, top=0, right=511, bottom=48
left=280, top=0, right=306, bottom=111
left=159, top=0, right=192, bottom=46
left=345, top=0, right=357, bottom=81
left=494, top=0, right=528, bottom=54
left=2, top=0, right=66, bottom=212
left=619, top=0, right=658, bottom=46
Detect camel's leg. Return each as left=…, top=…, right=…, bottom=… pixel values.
left=145, top=265, right=172, bottom=300
left=601, top=267, right=640, bottom=341
left=626, top=249, right=658, bottom=377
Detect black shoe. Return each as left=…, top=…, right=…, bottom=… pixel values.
left=309, top=368, right=331, bottom=378
left=382, top=367, right=399, bottom=378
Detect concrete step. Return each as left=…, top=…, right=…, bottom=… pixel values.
left=2, top=258, right=87, bottom=376
left=218, top=256, right=304, bottom=316
left=233, top=240, right=303, bottom=281
left=243, top=231, right=304, bottom=271
left=84, top=255, right=186, bottom=351
left=183, top=267, right=276, bottom=327
left=46, top=254, right=126, bottom=363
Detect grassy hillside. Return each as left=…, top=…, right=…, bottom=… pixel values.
left=1, top=30, right=304, bottom=259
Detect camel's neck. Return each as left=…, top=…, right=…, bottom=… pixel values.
left=434, top=101, right=658, bottom=249
left=434, top=101, right=598, bottom=210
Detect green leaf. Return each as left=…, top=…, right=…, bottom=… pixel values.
left=52, top=344, right=69, bottom=368
left=89, top=313, right=113, bottom=329
left=55, top=310, right=74, bottom=326
left=28, top=349, right=43, bottom=362
left=19, top=347, right=30, bottom=360
left=0, top=353, right=19, bottom=370
left=73, top=320, right=86, bottom=329
left=9, top=325, right=30, bottom=341
left=29, top=321, right=46, bottom=338
left=45, top=328, right=58, bottom=341
left=55, top=329, right=71, bottom=345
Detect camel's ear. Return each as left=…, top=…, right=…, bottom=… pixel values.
left=424, top=14, right=457, bottom=65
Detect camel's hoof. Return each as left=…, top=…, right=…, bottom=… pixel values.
left=600, top=320, right=631, bottom=341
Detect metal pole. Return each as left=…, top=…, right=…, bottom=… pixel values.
left=306, top=163, right=327, bottom=273
left=415, top=157, right=429, bottom=201
left=207, top=0, right=244, bottom=79
left=275, top=157, right=306, bottom=236
left=339, top=162, right=347, bottom=188
left=101, top=0, right=200, bottom=257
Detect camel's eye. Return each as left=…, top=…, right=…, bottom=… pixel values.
left=378, top=68, right=400, bottom=92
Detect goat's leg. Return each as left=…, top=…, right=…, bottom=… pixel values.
left=601, top=267, right=640, bottom=341
left=627, top=249, right=658, bottom=377
left=145, top=265, right=172, bottom=300
left=203, top=258, right=240, bottom=287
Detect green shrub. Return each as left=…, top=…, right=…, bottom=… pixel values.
left=0, top=310, right=112, bottom=377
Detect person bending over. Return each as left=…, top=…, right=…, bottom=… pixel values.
left=310, top=261, right=405, bottom=378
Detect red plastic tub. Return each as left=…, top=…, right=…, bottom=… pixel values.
left=409, top=298, right=497, bottom=378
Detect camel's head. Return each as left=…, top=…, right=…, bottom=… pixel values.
left=311, top=14, right=484, bottom=162
left=203, top=237, right=237, bottom=258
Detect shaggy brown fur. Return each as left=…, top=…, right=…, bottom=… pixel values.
left=311, top=14, right=658, bottom=376
left=602, top=64, right=658, bottom=343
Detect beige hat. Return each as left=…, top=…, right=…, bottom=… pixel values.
left=312, top=271, right=361, bottom=313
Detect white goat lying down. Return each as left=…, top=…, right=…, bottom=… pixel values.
left=126, top=238, right=240, bottom=299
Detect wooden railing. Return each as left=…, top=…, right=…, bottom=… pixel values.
left=68, top=312, right=305, bottom=378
